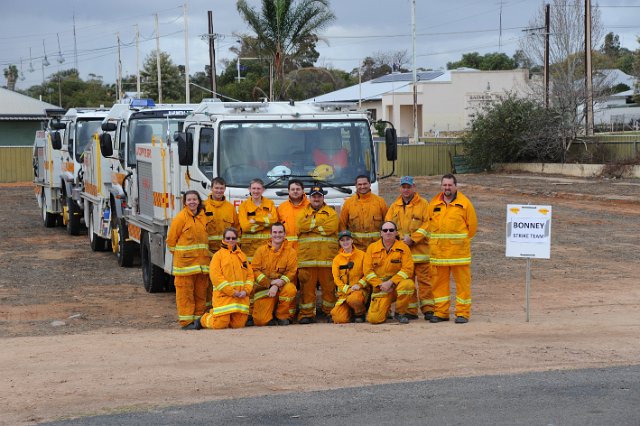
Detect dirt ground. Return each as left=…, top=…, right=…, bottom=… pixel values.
left=1, top=173, right=639, bottom=425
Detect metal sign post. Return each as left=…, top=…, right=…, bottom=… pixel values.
left=506, top=205, right=552, bottom=322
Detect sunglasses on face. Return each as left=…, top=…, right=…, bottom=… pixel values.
left=381, top=228, right=396, bottom=233
left=224, top=236, right=237, bottom=240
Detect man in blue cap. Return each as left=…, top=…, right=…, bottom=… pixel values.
left=385, top=176, right=432, bottom=320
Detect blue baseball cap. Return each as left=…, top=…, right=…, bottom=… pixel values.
left=400, top=176, right=414, bottom=186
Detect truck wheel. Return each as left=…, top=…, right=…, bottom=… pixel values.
left=115, top=219, right=135, bottom=267
left=88, top=208, right=109, bottom=252
left=141, top=232, right=167, bottom=293
left=41, top=194, right=57, bottom=228
left=66, top=198, right=82, bottom=235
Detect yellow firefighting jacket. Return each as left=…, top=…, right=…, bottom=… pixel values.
left=339, top=191, right=388, bottom=249
left=364, top=239, right=414, bottom=298
left=427, top=191, right=477, bottom=266
left=166, top=206, right=211, bottom=276
left=203, top=195, right=239, bottom=251
left=296, top=203, right=339, bottom=268
left=385, top=193, right=430, bottom=264
left=332, top=248, right=367, bottom=301
left=251, top=238, right=297, bottom=300
left=276, top=196, right=310, bottom=247
left=210, top=243, right=254, bottom=316
left=238, top=196, right=278, bottom=259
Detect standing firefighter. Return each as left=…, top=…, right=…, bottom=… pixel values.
left=238, top=178, right=278, bottom=262
left=339, top=175, right=388, bottom=251
left=385, top=176, right=432, bottom=320
left=251, top=223, right=297, bottom=326
left=197, top=227, right=254, bottom=329
left=276, top=179, right=309, bottom=249
left=166, top=190, right=211, bottom=330
left=203, top=177, right=239, bottom=310
left=296, top=185, right=339, bottom=324
left=427, top=174, right=477, bottom=324
left=364, top=221, right=417, bottom=324
left=330, top=230, right=368, bottom=324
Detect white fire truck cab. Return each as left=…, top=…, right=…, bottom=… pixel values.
left=85, top=99, right=196, bottom=275
left=33, top=108, right=110, bottom=234
left=113, top=99, right=397, bottom=293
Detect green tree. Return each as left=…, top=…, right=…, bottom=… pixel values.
left=140, top=50, right=183, bottom=103
left=447, top=52, right=516, bottom=70
left=601, top=32, right=620, bottom=58
left=236, top=0, right=336, bottom=100
left=3, top=64, right=19, bottom=91
left=463, top=93, right=564, bottom=170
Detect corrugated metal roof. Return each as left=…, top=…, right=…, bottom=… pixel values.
left=372, top=70, right=444, bottom=83
left=0, top=87, right=61, bottom=119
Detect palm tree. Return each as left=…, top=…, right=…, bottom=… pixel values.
left=3, top=65, right=19, bottom=91
left=236, top=0, right=335, bottom=100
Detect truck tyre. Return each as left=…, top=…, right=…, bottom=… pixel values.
left=114, top=218, right=135, bottom=267
left=66, top=197, right=82, bottom=235
left=41, top=194, right=57, bottom=228
left=141, top=232, right=167, bottom=293
left=88, top=208, right=109, bottom=252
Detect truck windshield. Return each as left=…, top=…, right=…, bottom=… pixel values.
left=127, top=117, right=184, bottom=167
left=74, top=120, right=103, bottom=163
left=217, top=120, right=375, bottom=187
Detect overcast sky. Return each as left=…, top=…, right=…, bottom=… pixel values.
left=1, top=0, right=638, bottom=91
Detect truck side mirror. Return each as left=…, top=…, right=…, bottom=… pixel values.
left=100, top=133, right=113, bottom=157
left=385, top=128, right=397, bottom=161
left=102, top=122, right=117, bottom=132
left=51, top=132, right=62, bottom=150
left=177, top=132, right=193, bottom=166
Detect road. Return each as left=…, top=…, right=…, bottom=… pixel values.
left=43, top=365, right=640, bottom=425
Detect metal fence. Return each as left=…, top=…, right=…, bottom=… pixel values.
left=0, top=146, right=33, bottom=183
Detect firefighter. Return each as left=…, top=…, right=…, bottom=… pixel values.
left=385, top=176, right=432, bottom=320
left=238, top=178, right=278, bottom=262
left=196, top=227, right=254, bottom=329
left=427, top=174, right=477, bottom=324
left=330, top=230, right=368, bottom=324
left=339, top=175, right=388, bottom=251
left=203, top=176, right=239, bottom=310
left=276, top=179, right=309, bottom=250
left=166, top=190, right=211, bottom=330
left=204, top=177, right=239, bottom=251
left=251, top=222, right=297, bottom=326
left=296, top=185, right=339, bottom=324
left=364, top=221, right=417, bottom=324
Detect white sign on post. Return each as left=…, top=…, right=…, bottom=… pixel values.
left=506, top=205, right=552, bottom=259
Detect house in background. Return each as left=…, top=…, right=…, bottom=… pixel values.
left=307, top=68, right=531, bottom=139
left=0, top=87, right=63, bottom=147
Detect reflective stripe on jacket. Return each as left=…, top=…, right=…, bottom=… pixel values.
left=238, top=196, right=278, bottom=259
left=277, top=196, right=309, bottom=248
left=166, top=207, right=211, bottom=276
left=427, top=191, right=477, bottom=266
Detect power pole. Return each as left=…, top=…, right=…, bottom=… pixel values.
left=184, top=2, right=190, bottom=103
left=155, top=14, right=163, bottom=104
left=208, top=11, right=217, bottom=98
left=116, top=32, right=122, bottom=101
left=584, top=0, right=594, bottom=136
left=544, top=3, right=550, bottom=108
left=135, top=24, right=141, bottom=97
left=411, top=0, right=418, bottom=144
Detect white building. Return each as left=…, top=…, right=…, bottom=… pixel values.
left=307, top=68, right=531, bottom=138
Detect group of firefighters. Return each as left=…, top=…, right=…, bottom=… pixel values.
left=166, top=173, right=477, bottom=330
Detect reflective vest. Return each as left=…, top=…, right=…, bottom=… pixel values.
left=166, top=207, right=211, bottom=276
left=210, top=244, right=254, bottom=316
left=364, top=239, right=414, bottom=298
left=297, top=204, right=339, bottom=268
left=203, top=195, right=239, bottom=252
left=339, top=191, right=388, bottom=250
left=385, top=192, right=431, bottom=264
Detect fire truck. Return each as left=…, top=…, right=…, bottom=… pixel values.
left=98, top=99, right=397, bottom=293
left=33, top=108, right=111, bottom=234
left=82, top=99, right=196, bottom=272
